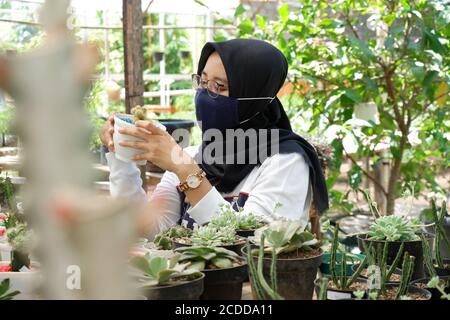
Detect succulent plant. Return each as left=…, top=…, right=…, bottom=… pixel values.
left=251, top=219, right=319, bottom=255
left=367, top=215, right=420, bottom=242
left=329, top=226, right=367, bottom=290
left=209, top=204, right=265, bottom=231
left=190, top=225, right=239, bottom=247
left=175, top=246, right=242, bottom=270
left=0, top=279, right=20, bottom=300
left=131, top=105, right=147, bottom=122
left=154, top=226, right=192, bottom=250
left=130, top=253, right=201, bottom=287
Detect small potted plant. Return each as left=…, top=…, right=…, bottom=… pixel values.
left=173, top=224, right=246, bottom=254
left=0, top=221, right=40, bottom=299
left=315, top=226, right=368, bottom=299
left=208, top=204, right=266, bottom=238
left=245, top=219, right=323, bottom=300
left=365, top=252, right=431, bottom=300
left=130, top=253, right=204, bottom=300
left=113, top=105, right=165, bottom=165
left=175, top=246, right=247, bottom=300
left=153, top=226, right=193, bottom=250
left=411, top=234, right=450, bottom=299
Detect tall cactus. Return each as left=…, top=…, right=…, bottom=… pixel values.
left=395, top=253, right=415, bottom=299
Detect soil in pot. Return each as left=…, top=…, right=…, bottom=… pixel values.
left=200, top=262, right=248, bottom=300
left=353, top=263, right=403, bottom=283
left=244, top=246, right=323, bottom=300
left=375, top=284, right=431, bottom=300
left=411, top=276, right=450, bottom=300
left=357, top=233, right=426, bottom=280
left=140, top=273, right=204, bottom=300
left=314, top=277, right=368, bottom=300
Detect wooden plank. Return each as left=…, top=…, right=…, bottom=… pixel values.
left=122, top=0, right=144, bottom=114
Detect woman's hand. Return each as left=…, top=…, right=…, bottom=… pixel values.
left=100, top=113, right=115, bottom=152
left=118, top=120, right=195, bottom=174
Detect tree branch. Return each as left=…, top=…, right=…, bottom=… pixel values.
left=344, top=150, right=388, bottom=196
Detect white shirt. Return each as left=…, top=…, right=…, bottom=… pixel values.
left=106, top=145, right=312, bottom=239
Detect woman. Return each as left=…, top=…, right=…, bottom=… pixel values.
left=100, top=38, right=328, bottom=238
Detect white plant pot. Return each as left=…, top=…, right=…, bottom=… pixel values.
left=0, top=261, right=41, bottom=300
left=0, top=242, right=11, bottom=262
left=113, top=114, right=166, bottom=166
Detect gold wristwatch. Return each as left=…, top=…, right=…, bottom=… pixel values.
left=177, top=169, right=206, bottom=192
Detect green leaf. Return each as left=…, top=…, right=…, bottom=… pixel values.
left=348, top=165, right=362, bottom=190
left=344, top=89, right=362, bottom=103
left=0, top=279, right=10, bottom=296
left=187, top=260, right=206, bottom=271
left=238, top=18, right=254, bottom=35
left=211, top=257, right=233, bottom=269
left=214, top=18, right=233, bottom=26
left=157, top=269, right=178, bottom=285
left=130, top=256, right=153, bottom=277
left=278, top=3, right=289, bottom=21
left=149, top=256, right=169, bottom=276
left=234, top=4, right=246, bottom=18
left=256, top=15, right=267, bottom=30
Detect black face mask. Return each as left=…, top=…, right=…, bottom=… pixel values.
left=194, top=88, right=274, bottom=132
left=195, top=39, right=329, bottom=215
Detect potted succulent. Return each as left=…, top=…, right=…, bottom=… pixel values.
left=154, top=226, right=193, bottom=250
left=355, top=240, right=405, bottom=286
left=208, top=204, right=266, bottom=238
left=130, top=253, right=204, bottom=300
left=244, top=219, right=323, bottom=300
left=365, top=252, right=431, bottom=300
left=315, top=227, right=367, bottom=300
left=411, top=234, right=450, bottom=300
left=113, top=105, right=166, bottom=165
left=0, top=221, right=40, bottom=299
left=319, top=220, right=365, bottom=277
left=175, top=246, right=247, bottom=300
left=357, top=214, right=426, bottom=279
left=173, top=224, right=246, bottom=254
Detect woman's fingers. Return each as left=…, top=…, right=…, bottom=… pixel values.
left=118, top=126, right=151, bottom=140
left=118, top=140, right=148, bottom=150
left=135, top=120, right=167, bottom=136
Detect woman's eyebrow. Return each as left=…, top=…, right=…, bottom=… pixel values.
left=201, top=71, right=227, bottom=85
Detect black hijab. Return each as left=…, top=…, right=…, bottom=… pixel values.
left=195, top=38, right=329, bottom=214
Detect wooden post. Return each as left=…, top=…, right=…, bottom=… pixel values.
left=122, top=0, right=147, bottom=190
left=123, top=0, right=144, bottom=114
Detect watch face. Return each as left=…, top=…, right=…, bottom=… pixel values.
left=186, top=175, right=201, bottom=188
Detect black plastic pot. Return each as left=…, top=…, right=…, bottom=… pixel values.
left=200, top=262, right=248, bottom=300
left=433, top=259, right=450, bottom=277
left=172, top=239, right=246, bottom=255
left=243, top=246, right=323, bottom=300
left=357, top=233, right=426, bottom=280
left=146, top=119, right=196, bottom=173
left=236, top=229, right=256, bottom=238
left=411, top=276, right=450, bottom=300
left=313, top=277, right=367, bottom=300
left=140, top=273, right=204, bottom=300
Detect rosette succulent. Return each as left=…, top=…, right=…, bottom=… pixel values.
left=367, top=215, right=420, bottom=241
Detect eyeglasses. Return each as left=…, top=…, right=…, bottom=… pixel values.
left=192, top=74, right=226, bottom=98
